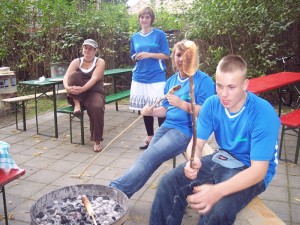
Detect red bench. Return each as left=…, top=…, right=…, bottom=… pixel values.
left=279, top=108, right=300, bottom=164
left=0, top=168, right=25, bottom=225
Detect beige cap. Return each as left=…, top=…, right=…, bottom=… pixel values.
left=82, top=39, right=98, bottom=49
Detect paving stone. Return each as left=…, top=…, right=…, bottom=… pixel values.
left=0, top=104, right=298, bottom=224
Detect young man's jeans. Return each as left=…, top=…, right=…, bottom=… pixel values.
left=110, top=126, right=190, bottom=198
left=150, top=154, right=266, bottom=225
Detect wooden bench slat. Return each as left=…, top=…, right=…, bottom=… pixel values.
left=1, top=95, right=36, bottom=102
left=235, top=197, right=285, bottom=225
left=280, top=108, right=300, bottom=128
left=105, top=90, right=130, bottom=104
left=0, top=169, right=26, bottom=187
left=57, top=105, right=74, bottom=114
left=1, top=83, right=110, bottom=104
left=1, top=89, right=68, bottom=103
left=57, top=90, right=131, bottom=114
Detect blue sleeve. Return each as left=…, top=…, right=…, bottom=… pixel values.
left=196, top=96, right=215, bottom=140
left=250, top=103, right=281, bottom=160
left=195, top=76, right=216, bottom=105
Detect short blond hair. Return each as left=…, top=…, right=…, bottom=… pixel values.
left=138, top=6, right=155, bottom=25
left=171, top=40, right=199, bottom=72
left=217, top=54, right=247, bottom=78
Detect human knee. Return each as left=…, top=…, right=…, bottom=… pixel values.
left=86, top=102, right=104, bottom=114
left=159, top=165, right=184, bottom=187
left=68, top=71, right=82, bottom=85
left=200, top=200, right=236, bottom=225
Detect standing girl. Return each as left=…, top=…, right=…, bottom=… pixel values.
left=129, top=6, right=170, bottom=150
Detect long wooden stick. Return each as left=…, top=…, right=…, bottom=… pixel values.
left=72, top=115, right=142, bottom=178
left=189, top=77, right=197, bottom=168
left=72, top=84, right=181, bottom=179
left=148, top=84, right=181, bottom=110
left=182, top=40, right=198, bottom=168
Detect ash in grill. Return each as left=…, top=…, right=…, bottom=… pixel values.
left=35, top=195, right=124, bottom=225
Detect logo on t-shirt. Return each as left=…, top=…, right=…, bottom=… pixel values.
left=181, top=94, right=190, bottom=101
left=235, top=136, right=248, bottom=142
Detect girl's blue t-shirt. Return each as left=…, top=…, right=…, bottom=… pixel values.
left=130, top=28, right=170, bottom=84
left=197, top=92, right=281, bottom=187
left=161, top=70, right=215, bottom=137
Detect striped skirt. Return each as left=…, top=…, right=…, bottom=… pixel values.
left=129, top=80, right=165, bottom=110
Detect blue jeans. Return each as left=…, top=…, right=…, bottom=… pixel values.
left=150, top=154, right=266, bottom=225
left=110, top=126, right=190, bottom=198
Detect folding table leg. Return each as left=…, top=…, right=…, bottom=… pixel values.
left=80, top=112, right=85, bottom=145
left=278, top=125, right=285, bottom=160
left=15, top=102, right=18, bottom=130
left=295, top=128, right=300, bottom=164
left=21, top=101, right=26, bottom=131
left=70, top=114, right=73, bottom=144
left=70, top=112, right=84, bottom=145
left=1, top=186, right=9, bottom=225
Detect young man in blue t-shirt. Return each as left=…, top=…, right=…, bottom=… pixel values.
left=150, top=54, right=281, bottom=225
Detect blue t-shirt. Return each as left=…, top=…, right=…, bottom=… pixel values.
left=197, top=92, right=280, bottom=187
left=162, top=70, right=215, bottom=137
left=130, top=28, right=170, bottom=83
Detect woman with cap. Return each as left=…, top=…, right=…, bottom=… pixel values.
left=63, top=39, right=105, bottom=152
left=129, top=6, right=170, bottom=150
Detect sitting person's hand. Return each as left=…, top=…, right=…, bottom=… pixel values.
left=187, top=184, right=220, bottom=215
left=166, top=94, right=181, bottom=107
left=184, top=157, right=201, bottom=180
left=68, top=86, right=84, bottom=95
left=141, top=105, right=153, bottom=116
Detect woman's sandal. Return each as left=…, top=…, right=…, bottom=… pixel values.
left=93, top=143, right=103, bottom=152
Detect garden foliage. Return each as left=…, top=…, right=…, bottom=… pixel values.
left=0, top=0, right=299, bottom=83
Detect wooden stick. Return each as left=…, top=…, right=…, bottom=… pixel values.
left=72, top=84, right=181, bottom=179
left=189, top=77, right=197, bottom=168
left=72, top=115, right=142, bottom=178
left=91, top=214, right=97, bottom=225
left=82, top=195, right=97, bottom=225
left=148, top=84, right=181, bottom=110
left=182, top=40, right=198, bottom=168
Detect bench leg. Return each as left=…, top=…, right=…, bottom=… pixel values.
left=279, top=125, right=300, bottom=164
left=278, top=125, right=285, bottom=160
left=21, top=101, right=26, bottom=131
left=14, top=101, right=26, bottom=131
left=70, top=114, right=73, bottom=144
left=295, top=128, right=300, bottom=164
left=15, top=101, right=26, bottom=131
left=70, top=113, right=85, bottom=145
left=14, top=102, right=19, bottom=130
left=1, top=186, right=9, bottom=225
left=80, top=112, right=85, bottom=145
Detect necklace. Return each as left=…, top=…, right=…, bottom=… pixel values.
left=83, top=58, right=94, bottom=63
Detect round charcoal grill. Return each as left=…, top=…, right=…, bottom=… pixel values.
left=30, top=184, right=129, bottom=225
